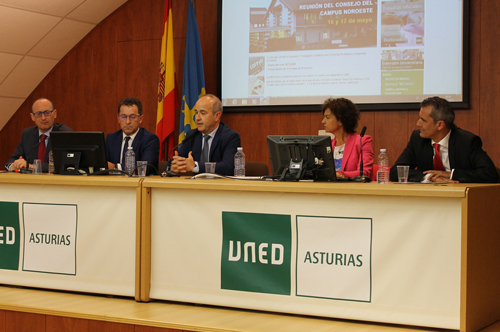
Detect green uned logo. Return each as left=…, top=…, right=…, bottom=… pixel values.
left=221, top=212, right=291, bottom=295
left=0, top=202, right=20, bottom=270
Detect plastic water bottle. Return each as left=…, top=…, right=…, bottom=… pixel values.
left=48, top=150, right=55, bottom=174
left=125, top=146, right=136, bottom=175
left=377, top=148, right=389, bottom=184
left=234, top=147, right=245, bottom=177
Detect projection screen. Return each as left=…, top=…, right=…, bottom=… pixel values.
left=219, top=0, right=469, bottom=111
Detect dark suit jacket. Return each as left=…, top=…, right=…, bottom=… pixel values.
left=5, top=123, right=73, bottom=173
left=390, top=128, right=498, bottom=183
left=178, top=122, right=241, bottom=175
left=106, top=127, right=160, bottom=175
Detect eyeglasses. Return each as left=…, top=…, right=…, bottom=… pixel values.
left=119, top=114, right=141, bottom=120
left=32, top=110, right=54, bottom=118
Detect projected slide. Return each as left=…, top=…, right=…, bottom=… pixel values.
left=221, top=0, right=466, bottom=109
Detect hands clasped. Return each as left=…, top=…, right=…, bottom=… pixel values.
left=423, top=170, right=459, bottom=183
left=170, top=151, right=195, bottom=173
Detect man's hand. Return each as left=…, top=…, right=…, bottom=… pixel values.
left=107, top=161, right=115, bottom=170
left=10, top=157, right=28, bottom=171
left=423, top=170, right=459, bottom=183
left=171, top=151, right=196, bottom=173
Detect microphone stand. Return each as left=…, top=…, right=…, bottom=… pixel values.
left=18, top=141, right=43, bottom=173
left=351, top=126, right=371, bottom=183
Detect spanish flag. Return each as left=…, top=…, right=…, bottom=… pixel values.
left=156, top=0, right=179, bottom=161
left=179, top=0, right=205, bottom=143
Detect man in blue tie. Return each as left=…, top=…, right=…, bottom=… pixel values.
left=5, top=98, right=72, bottom=172
left=170, top=94, right=241, bottom=175
left=105, top=97, right=160, bottom=175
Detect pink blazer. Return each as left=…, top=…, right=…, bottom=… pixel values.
left=332, top=133, right=374, bottom=178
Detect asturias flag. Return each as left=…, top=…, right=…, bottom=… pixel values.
left=179, top=0, right=206, bottom=143
left=156, top=0, right=179, bottom=161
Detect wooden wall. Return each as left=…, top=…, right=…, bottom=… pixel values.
left=0, top=310, right=178, bottom=332
left=0, top=0, right=499, bottom=171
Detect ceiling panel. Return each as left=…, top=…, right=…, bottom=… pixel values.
left=0, top=56, right=59, bottom=98
left=0, top=53, right=23, bottom=83
left=0, top=0, right=84, bottom=17
left=28, top=19, right=95, bottom=59
left=0, top=6, right=61, bottom=54
left=0, top=1, right=127, bottom=132
left=67, top=0, right=127, bottom=24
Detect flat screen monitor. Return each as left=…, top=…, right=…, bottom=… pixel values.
left=267, top=135, right=335, bottom=181
left=51, top=131, right=107, bottom=175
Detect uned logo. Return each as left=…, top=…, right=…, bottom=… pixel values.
left=0, top=202, right=20, bottom=270
left=221, top=212, right=291, bottom=295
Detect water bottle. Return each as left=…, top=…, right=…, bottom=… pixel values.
left=377, top=148, right=389, bottom=184
left=234, top=147, right=245, bottom=177
left=48, top=150, right=55, bottom=174
left=125, top=146, right=136, bottom=175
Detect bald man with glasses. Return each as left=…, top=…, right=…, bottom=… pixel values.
left=5, top=98, right=72, bottom=172
left=105, top=97, right=160, bottom=175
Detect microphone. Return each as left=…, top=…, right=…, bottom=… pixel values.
left=163, top=130, right=198, bottom=176
left=18, top=141, right=43, bottom=173
left=351, top=126, right=371, bottom=183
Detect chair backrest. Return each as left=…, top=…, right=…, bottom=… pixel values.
left=158, top=160, right=169, bottom=173
left=245, top=161, right=269, bottom=176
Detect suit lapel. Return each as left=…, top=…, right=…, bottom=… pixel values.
left=192, top=133, right=203, bottom=161
left=342, top=134, right=355, bottom=171
left=132, top=128, right=143, bottom=153
left=208, top=124, right=224, bottom=160
left=448, top=129, right=456, bottom=169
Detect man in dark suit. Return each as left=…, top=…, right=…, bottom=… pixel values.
left=170, top=94, right=241, bottom=175
left=390, top=97, right=498, bottom=183
left=106, top=97, right=160, bottom=175
left=5, top=98, right=72, bottom=173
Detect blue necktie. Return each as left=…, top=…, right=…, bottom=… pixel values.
left=122, top=136, right=131, bottom=164
left=200, top=135, right=210, bottom=163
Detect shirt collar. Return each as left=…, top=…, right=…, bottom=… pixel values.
left=39, top=126, right=53, bottom=137
left=432, top=129, right=451, bottom=149
left=205, top=126, right=219, bottom=139
left=122, top=128, right=140, bottom=141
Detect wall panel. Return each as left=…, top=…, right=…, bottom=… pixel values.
left=479, top=0, right=500, bottom=163
left=46, top=316, right=89, bottom=332
left=5, top=311, right=45, bottom=332
left=0, top=310, right=5, bottom=332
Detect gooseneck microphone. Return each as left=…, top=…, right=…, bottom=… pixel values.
left=351, top=126, right=371, bottom=183
left=18, top=141, right=43, bottom=173
left=164, top=130, right=198, bottom=176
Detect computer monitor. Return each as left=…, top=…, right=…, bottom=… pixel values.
left=267, top=135, right=336, bottom=182
left=51, top=131, right=108, bottom=175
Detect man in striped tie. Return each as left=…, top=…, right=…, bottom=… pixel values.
left=5, top=98, right=72, bottom=173
left=390, top=96, right=498, bottom=183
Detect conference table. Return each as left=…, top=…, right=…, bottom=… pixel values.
left=0, top=172, right=143, bottom=300
left=141, top=177, right=500, bottom=332
left=1, top=172, right=499, bottom=332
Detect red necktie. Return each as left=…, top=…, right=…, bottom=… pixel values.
left=433, top=143, right=445, bottom=171
left=38, top=134, right=47, bottom=163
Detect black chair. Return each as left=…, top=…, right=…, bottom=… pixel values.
left=245, top=161, right=269, bottom=176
